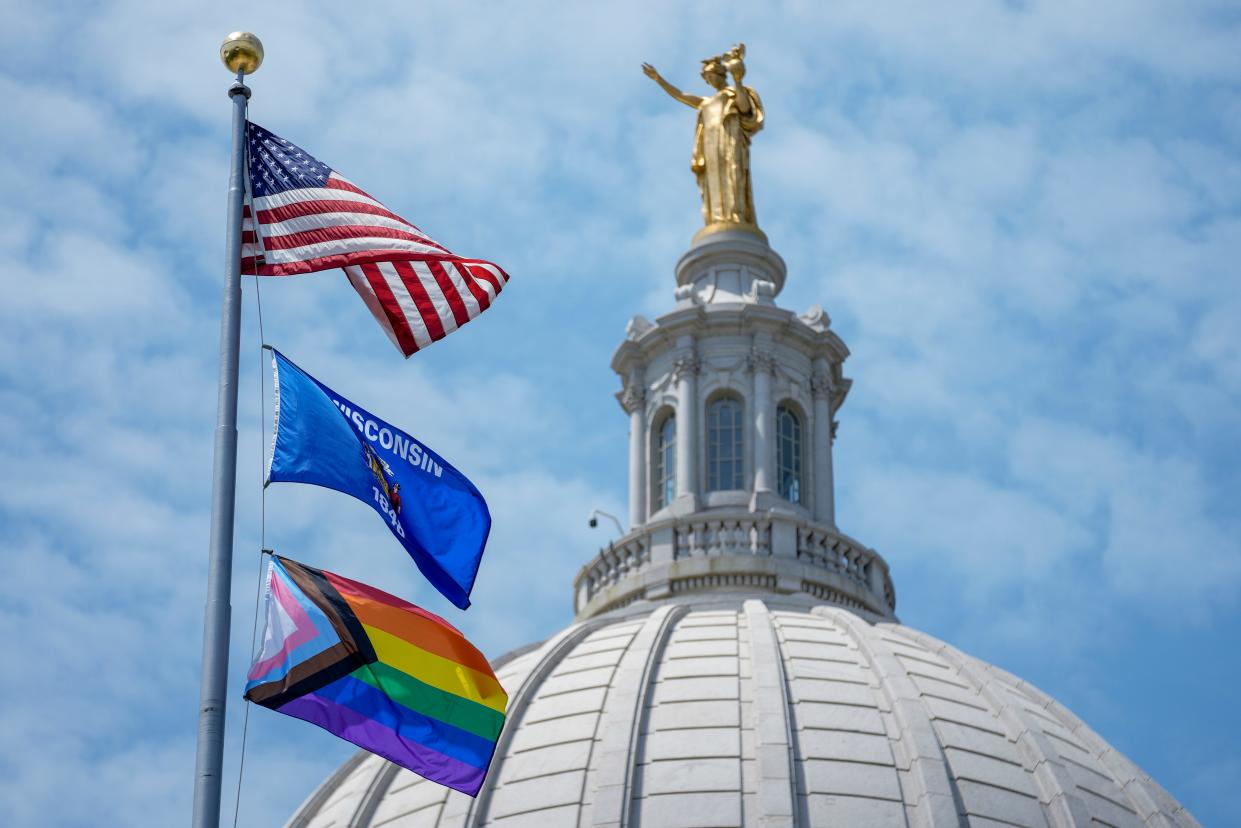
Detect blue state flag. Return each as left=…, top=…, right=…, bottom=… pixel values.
left=266, top=348, right=490, bottom=609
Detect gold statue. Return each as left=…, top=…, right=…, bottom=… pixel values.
left=643, top=44, right=765, bottom=240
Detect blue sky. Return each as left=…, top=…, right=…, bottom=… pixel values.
left=1, top=1, right=1238, bottom=825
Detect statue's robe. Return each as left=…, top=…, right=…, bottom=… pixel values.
left=692, top=85, right=764, bottom=226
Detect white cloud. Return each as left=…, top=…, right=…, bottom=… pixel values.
left=853, top=463, right=1094, bottom=592
left=1010, top=419, right=1241, bottom=613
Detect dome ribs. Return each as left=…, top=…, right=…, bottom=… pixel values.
left=895, top=628, right=1097, bottom=828
left=345, top=761, right=402, bottom=828
left=587, top=604, right=688, bottom=827
left=457, top=620, right=608, bottom=826
left=629, top=606, right=748, bottom=825
left=286, top=749, right=372, bottom=827
left=771, top=607, right=907, bottom=824
left=287, top=602, right=1199, bottom=827
left=824, top=608, right=964, bottom=827
left=991, top=670, right=1201, bottom=828
left=742, top=600, right=798, bottom=826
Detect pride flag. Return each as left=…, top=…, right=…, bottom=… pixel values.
left=244, top=556, right=507, bottom=795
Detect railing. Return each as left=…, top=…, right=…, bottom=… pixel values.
left=796, top=525, right=874, bottom=591
left=674, top=516, right=772, bottom=559
left=576, top=534, right=650, bottom=602
left=574, top=511, right=895, bottom=618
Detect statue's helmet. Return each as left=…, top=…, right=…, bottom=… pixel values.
left=700, top=56, right=727, bottom=81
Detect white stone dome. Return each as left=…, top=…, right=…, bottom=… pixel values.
left=286, top=230, right=1198, bottom=827
left=286, top=592, right=1196, bottom=827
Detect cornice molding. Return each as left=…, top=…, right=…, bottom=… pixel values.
left=613, top=304, right=851, bottom=373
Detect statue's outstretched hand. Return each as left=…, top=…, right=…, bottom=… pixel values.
left=642, top=63, right=701, bottom=108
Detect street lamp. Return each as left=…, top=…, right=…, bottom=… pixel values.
left=588, top=509, right=624, bottom=535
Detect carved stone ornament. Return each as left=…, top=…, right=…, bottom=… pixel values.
left=753, top=279, right=777, bottom=301
left=620, top=382, right=646, bottom=413
left=799, top=304, right=831, bottom=331
left=626, top=315, right=655, bottom=340
left=810, top=368, right=833, bottom=398
left=747, top=347, right=777, bottom=374
left=672, top=354, right=701, bottom=380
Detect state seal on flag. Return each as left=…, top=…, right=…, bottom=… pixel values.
left=362, top=443, right=397, bottom=509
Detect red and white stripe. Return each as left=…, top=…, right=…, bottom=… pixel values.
left=343, top=259, right=507, bottom=356
left=241, top=173, right=509, bottom=357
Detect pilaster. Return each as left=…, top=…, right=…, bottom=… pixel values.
left=749, top=342, right=779, bottom=512
left=620, top=371, right=647, bottom=529
left=672, top=340, right=699, bottom=512
left=811, top=358, right=836, bottom=528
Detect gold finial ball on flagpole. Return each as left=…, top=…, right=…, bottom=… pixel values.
left=220, top=32, right=264, bottom=75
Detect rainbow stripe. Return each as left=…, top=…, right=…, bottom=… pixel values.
left=244, top=556, right=507, bottom=795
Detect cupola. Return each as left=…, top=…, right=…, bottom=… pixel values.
left=573, top=230, right=892, bottom=621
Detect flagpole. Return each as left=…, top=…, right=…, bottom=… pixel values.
left=193, top=32, right=263, bottom=828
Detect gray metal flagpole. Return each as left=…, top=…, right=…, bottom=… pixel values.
left=192, top=32, right=264, bottom=828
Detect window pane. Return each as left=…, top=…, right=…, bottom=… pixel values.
left=707, top=396, right=744, bottom=491
left=654, top=414, right=676, bottom=510
left=777, top=404, right=802, bottom=503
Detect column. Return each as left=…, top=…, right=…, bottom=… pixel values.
left=673, top=340, right=698, bottom=501
left=622, top=376, right=646, bottom=529
left=811, top=358, right=836, bottom=527
left=751, top=347, right=775, bottom=493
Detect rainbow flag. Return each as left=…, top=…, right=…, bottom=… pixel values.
left=244, top=556, right=507, bottom=795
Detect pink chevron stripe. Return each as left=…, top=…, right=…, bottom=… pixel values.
left=246, top=569, right=320, bottom=680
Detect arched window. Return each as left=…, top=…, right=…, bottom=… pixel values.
left=653, top=412, right=676, bottom=510
left=776, top=403, right=802, bottom=503
left=707, top=394, right=744, bottom=491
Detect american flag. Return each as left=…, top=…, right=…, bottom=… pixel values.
left=240, top=121, right=509, bottom=357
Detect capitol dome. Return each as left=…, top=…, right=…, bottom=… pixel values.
left=285, top=229, right=1198, bottom=827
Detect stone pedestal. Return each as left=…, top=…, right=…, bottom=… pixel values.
left=674, top=229, right=786, bottom=307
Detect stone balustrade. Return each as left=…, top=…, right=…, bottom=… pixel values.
left=573, top=510, right=895, bottom=620
left=797, top=525, right=876, bottom=587
left=576, top=534, right=651, bottom=598
left=674, top=516, right=773, bottom=558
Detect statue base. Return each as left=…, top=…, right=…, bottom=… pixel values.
left=674, top=225, right=786, bottom=306
left=692, top=221, right=767, bottom=245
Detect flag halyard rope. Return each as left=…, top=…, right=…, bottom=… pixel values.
left=231, top=205, right=271, bottom=826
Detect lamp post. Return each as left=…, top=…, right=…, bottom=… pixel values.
left=589, top=509, right=624, bottom=536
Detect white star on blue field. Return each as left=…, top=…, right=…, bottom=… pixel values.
left=247, top=122, right=332, bottom=196
left=0, top=2, right=1238, bottom=825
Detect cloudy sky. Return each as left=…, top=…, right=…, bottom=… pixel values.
left=1, top=1, right=1238, bottom=825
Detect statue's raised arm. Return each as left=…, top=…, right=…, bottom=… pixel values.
left=642, top=47, right=766, bottom=239
left=642, top=63, right=704, bottom=109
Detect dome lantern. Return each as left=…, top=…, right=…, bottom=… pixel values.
left=578, top=228, right=873, bottom=621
